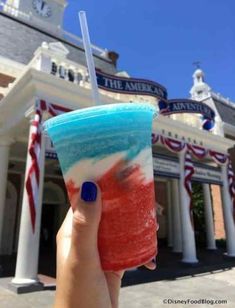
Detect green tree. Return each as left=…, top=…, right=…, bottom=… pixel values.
left=192, top=182, right=206, bottom=246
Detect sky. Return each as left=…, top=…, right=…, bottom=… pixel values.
left=64, top=0, right=235, bottom=101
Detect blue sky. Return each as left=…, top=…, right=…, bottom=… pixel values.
left=64, top=0, right=235, bottom=101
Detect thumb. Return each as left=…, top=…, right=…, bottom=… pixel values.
left=69, top=181, right=102, bottom=262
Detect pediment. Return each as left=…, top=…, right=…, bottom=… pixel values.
left=48, top=42, right=70, bottom=57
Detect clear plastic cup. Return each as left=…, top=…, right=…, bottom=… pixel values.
left=44, top=103, right=158, bottom=271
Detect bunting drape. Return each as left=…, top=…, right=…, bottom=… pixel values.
left=26, top=100, right=71, bottom=232
left=151, top=133, right=235, bottom=222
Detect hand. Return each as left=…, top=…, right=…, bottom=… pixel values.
left=54, top=181, right=156, bottom=308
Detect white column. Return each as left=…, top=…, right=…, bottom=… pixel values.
left=167, top=181, right=173, bottom=247
left=0, top=138, right=12, bottom=252
left=203, top=183, right=217, bottom=250
left=12, top=121, right=46, bottom=285
left=171, top=179, right=182, bottom=252
left=178, top=151, right=198, bottom=263
left=221, top=163, right=235, bottom=257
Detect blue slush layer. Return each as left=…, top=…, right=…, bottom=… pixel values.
left=44, top=103, right=156, bottom=174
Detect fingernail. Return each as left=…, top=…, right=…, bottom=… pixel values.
left=81, top=182, right=97, bottom=202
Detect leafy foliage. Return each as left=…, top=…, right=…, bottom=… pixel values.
left=192, top=182, right=206, bottom=245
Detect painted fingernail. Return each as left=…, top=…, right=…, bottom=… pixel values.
left=81, top=182, right=97, bottom=202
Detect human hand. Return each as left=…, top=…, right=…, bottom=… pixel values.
left=54, top=181, right=156, bottom=308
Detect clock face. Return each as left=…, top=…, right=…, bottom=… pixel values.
left=32, top=0, right=52, bottom=18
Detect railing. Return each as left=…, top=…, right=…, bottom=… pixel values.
left=0, top=1, right=109, bottom=59
left=31, top=43, right=91, bottom=85
left=211, top=92, right=235, bottom=108
left=28, top=42, right=125, bottom=102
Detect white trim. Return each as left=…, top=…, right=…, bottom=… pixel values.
left=153, top=115, right=234, bottom=153
left=0, top=68, right=120, bottom=134
left=211, top=92, right=235, bottom=108
left=0, top=55, right=25, bottom=77
left=223, top=123, right=235, bottom=138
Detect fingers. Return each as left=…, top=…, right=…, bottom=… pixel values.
left=56, top=208, right=74, bottom=275
left=144, top=259, right=156, bottom=270
left=69, top=181, right=102, bottom=263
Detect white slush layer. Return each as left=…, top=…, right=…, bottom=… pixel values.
left=64, top=147, right=153, bottom=187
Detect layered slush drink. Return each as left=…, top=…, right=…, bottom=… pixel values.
left=44, top=103, right=157, bottom=271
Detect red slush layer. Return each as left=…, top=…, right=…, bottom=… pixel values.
left=97, top=160, right=158, bottom=271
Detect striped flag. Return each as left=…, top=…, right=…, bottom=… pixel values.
left=26, top=100, right=71, bottom=232
left=228, top=160, right=235, bottom=221
left=184, top=151, right=195, bottom=227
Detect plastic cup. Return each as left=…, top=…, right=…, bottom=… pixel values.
left=44, top=103, right=158, bottom=271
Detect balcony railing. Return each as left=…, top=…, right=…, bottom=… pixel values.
left=28, top=42, right=128, bottom=102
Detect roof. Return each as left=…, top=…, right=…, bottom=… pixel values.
left=0, top=12, right=116, bottom=74
left=213, top=99, right=235, bottom=126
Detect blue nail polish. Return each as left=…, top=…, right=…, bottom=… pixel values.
left=81, top=182, right=97, bottom=202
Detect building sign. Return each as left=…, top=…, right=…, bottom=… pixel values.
left=153, top=156, right=180, bottom=178
left=159, top=99, right=215, bottom=120
left=153, top=155, right=222, bottom=184
left=96, top=70, right=168, bottom=100
left=193, top=165, right=222, bottom=184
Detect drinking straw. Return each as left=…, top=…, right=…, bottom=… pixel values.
left=79, top=11, right=100, bottom=105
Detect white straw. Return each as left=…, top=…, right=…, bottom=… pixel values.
left=79, top=11, right=100, bottom=105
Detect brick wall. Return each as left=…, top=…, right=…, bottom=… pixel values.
left=211, top=184, right=225, bottom=239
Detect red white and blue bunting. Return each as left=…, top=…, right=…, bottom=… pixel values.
left=151, top=133, right=159, bottom=144
left=151, top=133, right=235, bottom=223
left=161, top=137, right=186, bottom=153
left=209, top=150, right=228, bottom=165
left=228, top=160, right=235, bottom=219
left=26, top=100, right=71, bottom=232
left=187, top=144, right=208, bottom=160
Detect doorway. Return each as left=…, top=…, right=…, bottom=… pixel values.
left=39, top=181, right=68, bottom=277
left=40, top=203, right=57, bottom=254
left=1, top=181, right=18, bottom=255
